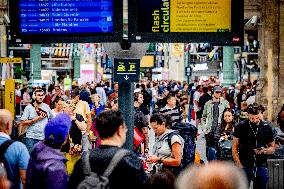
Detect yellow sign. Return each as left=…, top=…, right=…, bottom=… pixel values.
left=117, top=62, right=126, bottom=72
left=170, top=0, right=231, bottom=32
left=128, top=62, right=137, bottom=72
left=5, top=79, right=15, bottom=119
left=0, top=57, right=22, bottom=64
left=141, top=56, right=154, bottom=68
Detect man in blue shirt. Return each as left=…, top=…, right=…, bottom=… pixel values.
left=0, top=109, right=30, bottom=189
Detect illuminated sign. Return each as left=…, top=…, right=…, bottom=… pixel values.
left=113, top=59, right=140, bottom=83
left=141, top=55, right=154, bottom=68
left=10, top=0, right=123, bottom=43
left=0, top=58, right=22, bottom=64
left=129, top=0, right=243, bottom=44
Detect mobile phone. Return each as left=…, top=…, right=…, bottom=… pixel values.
left=138, top=156, right=146, bottom=161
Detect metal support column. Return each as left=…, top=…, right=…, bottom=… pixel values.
left=222, top=46, right=235, bottom=87
left=73, top=44, right=80, bottom=81
left=30, top=44, right=41, bottom=81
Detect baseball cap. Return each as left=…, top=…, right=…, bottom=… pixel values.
left=44, top=113, right=71, bottom=145
left=213, top=86, right=222, bottom=92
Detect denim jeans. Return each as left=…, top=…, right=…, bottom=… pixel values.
left=207, top=147, right=218, bottom=161
left=243, top=167, right=268, bottom=189
left=188, top=104, right=193, bottom=122
left=26, top=138, right=41, bottom=153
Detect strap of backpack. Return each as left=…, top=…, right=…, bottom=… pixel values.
left=166, top=130, right=180, bottom=150
left=0, top=140, right=14, bottom=164
left=82, top=151, right=91, bottom=175
left=103, top=149, right=130, bottom=177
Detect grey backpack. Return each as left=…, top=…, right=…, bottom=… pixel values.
left=77, top=149, right=130, bottom=189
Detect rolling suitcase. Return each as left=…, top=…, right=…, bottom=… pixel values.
left=267, top=159, right=284, bottom=189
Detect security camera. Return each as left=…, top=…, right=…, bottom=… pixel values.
left=251, top=16, right=258, bottom=26
left=245, top=16, right=258, bottom=27
left=4, top=14, right=10, bottom=24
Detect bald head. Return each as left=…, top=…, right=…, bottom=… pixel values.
left=0, top=109, right=12, bottom=134
left=176, top=161, right=248, bottom=189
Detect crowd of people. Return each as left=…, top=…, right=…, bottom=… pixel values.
left=0, top=78, right=283, bottom=189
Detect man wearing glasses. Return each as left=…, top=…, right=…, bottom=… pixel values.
left=232, top=103, right=275, bottom=189
left=21, top=89, right=53, bottom=153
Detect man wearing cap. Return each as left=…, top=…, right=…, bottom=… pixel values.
left=26, top=113, right=71, bottom=189
left=201, top=85, right=230, bottom=161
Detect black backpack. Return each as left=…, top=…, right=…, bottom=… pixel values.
left=77, top=149, right=130, bottom=189
left=167, top=123, right=197, bottom=171
left=0, top=140, right=15, bottom=181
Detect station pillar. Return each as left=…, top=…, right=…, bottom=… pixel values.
left=30, top=44, right=41, bottom=80
left=222, top=46, right=235, bottom=87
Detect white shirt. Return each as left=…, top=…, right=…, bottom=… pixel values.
left=152, top=129, right=183, bottom=159
left=193, top=91, right=201, bottom=112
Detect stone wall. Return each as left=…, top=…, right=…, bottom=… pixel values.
left=256, top=0, right=284, bottom=122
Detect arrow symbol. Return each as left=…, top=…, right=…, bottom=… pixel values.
left=124, top=75, right=129, bottom=80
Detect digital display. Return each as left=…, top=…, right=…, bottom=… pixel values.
left=128, top=0, right=243, bottom=44
left=19, top=0, right=113, bottom=34
left=170, top=0, right=231, bottom=32
left=10, top=0, right=122, bottom=43
left=138, top=0, right=231, bottom=33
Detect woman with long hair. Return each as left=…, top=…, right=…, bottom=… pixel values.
left=219, top=108, right=235, bottom=139
left=218, top=108, right=235, bottom=160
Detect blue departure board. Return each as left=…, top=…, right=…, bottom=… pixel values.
left=10, top=0, right=122, bottom=43
left=19, top=0, right=113, bottom=34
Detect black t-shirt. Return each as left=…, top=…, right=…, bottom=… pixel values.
left=135, top=104, right=149, bottom=116
left=199, top=93, right=212, bottom=114
left=68, top=146, right=148, bottom=189
left=233, top=120, right=274, bottom=167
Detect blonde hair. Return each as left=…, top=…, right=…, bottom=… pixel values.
left=176, top=161, right=248, bottom=189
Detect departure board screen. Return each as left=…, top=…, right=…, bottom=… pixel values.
left=11, top=0, right=123, bottom=43
left=128, top=0, right=243, bottom=45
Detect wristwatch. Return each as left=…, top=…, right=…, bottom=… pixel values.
left=263, top=148, right=267, bottom=154
left=157, top=157, right=163, bottom=164
left=144, top=148, right=149, bottom=153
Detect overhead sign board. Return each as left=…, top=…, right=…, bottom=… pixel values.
left=10, top=0, right=123, bottom=43
left=0, top=58, right=22, bottom=64
left=113, top=59, right=140, bottom=83
left=128, top=0, right=243, bottom=45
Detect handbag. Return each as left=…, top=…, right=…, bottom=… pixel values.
left=133, top=127, right=145, bottom=150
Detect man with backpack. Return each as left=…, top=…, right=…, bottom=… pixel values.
left=69, top=110, right=148, bottom=189
left=0, top=109, right=30, bottom=189
left=26, top=113, right=71, bottom=189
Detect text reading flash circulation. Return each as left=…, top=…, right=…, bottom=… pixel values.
left=19, top=0, right=114, bottom=34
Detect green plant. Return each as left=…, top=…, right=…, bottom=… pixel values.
left=14, top=66, right=26, bottom=79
